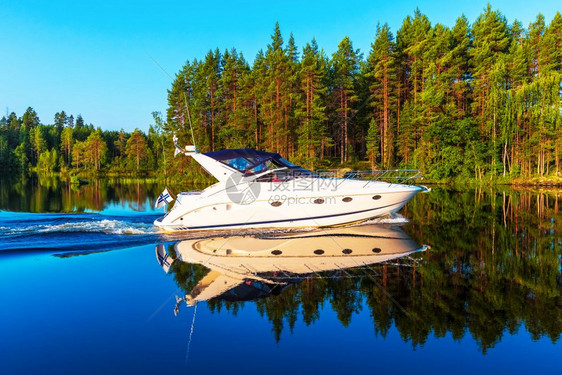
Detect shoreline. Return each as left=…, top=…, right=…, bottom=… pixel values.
left=2, top=170, right=562, bottom=188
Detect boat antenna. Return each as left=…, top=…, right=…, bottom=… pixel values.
left=147, top=53, right=196, bottom=149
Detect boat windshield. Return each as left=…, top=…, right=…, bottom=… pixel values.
left=203, top=149, right=303, bottom=176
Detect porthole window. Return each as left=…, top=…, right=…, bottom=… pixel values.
left=271, top=250, right=282, bottom=255
left=372, top=195, right=382, bottom=200
left=372, top=248, right=382, bottom=253
left=270, top=201, right=282, bottom=207
left=342, top=249, right=352, bottom=254
left=342, top=197, right=353, bottom=202
left=313, top=198, right=325, bottom=204
left=313, top=249, right=325, bottom=255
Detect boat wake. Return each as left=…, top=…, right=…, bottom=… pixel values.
left=360, top=214, right=409, bottom=225
left=0, top=219, right=157, bottom=237
left=0, top=212, right=162, bottom=255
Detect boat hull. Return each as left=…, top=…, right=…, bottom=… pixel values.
left=155, top=179, right=423, bottom=232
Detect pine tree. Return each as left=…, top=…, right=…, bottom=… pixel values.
left=365, top=119, right=380, bottom=169
left=30, top=126, right=47, bottom=165
left=21, top=107, right=40, bottom=130
left=470, top=4, right=510, bottom=175
left=60, top=126, right=73, bottom=166
left=219, top=49, right=252, bottom=148
left=284, top=33, right=300, bottom=157
left=252, top=50, right=268, bottom=148
left=448, top=16, right=471, bottom=119
left=72, top=141, right=85, bottom=170
left=75, top=115, right=85, bottom=128
left=395, top=10, right=432, bottom=162
left=330, top=36, right=361, bottom=163
left=167, top=61, right=198, bottom=151
left=200, top=49, right=221, bottom=151
left=84, top=130, right=107, bottom=171
left=366, top=24, right=397, bottom=168
left=264, top=22, right=290, bottom=153
left=125, top=129, right=148, bottom=173
left=54, top=111, right=68, bottom=132
left=295, top=39, right=328, bottom=166
left=470, top=4, right=510, bottom=131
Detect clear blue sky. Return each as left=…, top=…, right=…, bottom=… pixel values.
left=1, top=1, right=559, bottom=132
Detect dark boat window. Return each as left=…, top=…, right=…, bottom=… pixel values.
left=342, top=197, right=352, bottom=202
left=372, top=248, right=382, bottom=253
left=342, top=249, right=352, bottom=254
left=313, top=198, right=325, bottom=204
left=271, top=250, right=282, bottom=255
left=204, top=148, right=309, bottom=177
left=270, top=201, right=282, bottom=207
left=372, top=195, right=382, bottom=200
left=314, top=249, right=324, bottom=255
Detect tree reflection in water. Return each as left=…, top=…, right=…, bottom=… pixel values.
left=0, top=174, right=164, bottom=212
left=167, top=187, right=561, bottom=352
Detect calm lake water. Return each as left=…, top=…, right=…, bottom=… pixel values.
left=0, top=175, right=560, bottom=374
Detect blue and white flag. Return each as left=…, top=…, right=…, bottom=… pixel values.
left=155, top=188, right=173, bottom=209
left=155, top=244, right=173, bottom=273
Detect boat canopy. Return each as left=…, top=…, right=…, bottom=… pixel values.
left=203, top=148, right=297, bottom=175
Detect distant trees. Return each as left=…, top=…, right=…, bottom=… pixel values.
left=0, top=110, right=155, bottom=176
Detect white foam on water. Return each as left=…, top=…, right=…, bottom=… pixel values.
left=361, top=214, right=409, bottom=225
left=0, top=219, right=157, bottom=236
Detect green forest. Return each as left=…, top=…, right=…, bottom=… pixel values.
left=0, top=110, right=164, bottom=177
left=1, top=6, right=561, bottom=183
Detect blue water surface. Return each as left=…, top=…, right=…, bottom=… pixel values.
left=0, top=185, right=560, bottom=374
left=0, top=244, right=559, bottom=374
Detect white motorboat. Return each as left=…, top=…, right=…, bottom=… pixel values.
left=156, top=225, right=427, bottom=306
left=154, top=147, right=427, bottom=232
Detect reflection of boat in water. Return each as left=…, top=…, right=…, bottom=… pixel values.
left=154, top=147, right=427, bottom=232
left=156, top=225, right=426, bottom=309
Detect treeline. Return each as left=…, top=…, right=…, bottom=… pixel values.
left=167, top=6, right=561, bottom=181
left=0, top=109, right=163, bottom=175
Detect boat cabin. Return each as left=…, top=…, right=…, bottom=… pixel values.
left=203, top=148, right=313, bottom=181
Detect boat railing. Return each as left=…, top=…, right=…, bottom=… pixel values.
left=314, top=169, right=423, bottom=184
